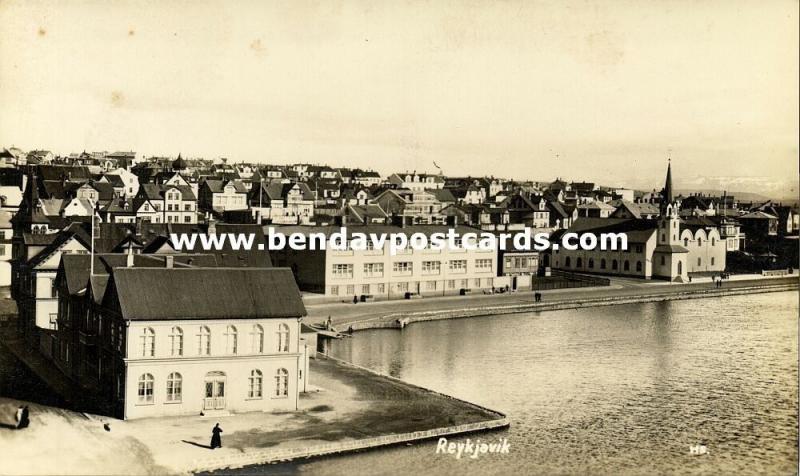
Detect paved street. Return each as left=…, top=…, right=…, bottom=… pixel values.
left=303, top=274, right=799, bottom=326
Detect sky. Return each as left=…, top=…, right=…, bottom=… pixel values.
left=0, top=0, right=797, bottom=196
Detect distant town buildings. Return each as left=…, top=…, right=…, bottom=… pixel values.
left=1, top=144, right=796, bottom=421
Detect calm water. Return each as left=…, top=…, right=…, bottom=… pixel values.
left=253, top=292, right=798, bottom=476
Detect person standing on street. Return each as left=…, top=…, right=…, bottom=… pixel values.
left=210, top=423, right=223, bottom=449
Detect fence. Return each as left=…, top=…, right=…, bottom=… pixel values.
left=531, top=270, right=611, bottom=290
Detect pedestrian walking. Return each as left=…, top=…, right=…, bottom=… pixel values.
left=210, top=423, right=223, bottom=449
left=353, top=295, right=358, bottom=304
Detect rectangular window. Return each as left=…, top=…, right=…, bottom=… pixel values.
left=475, top=259, right=492, bottom=272
left=361, top=284, right=370, bottom=295
left=397, top=282, right=409, bottom=292
left=363, top=263, right=384, bottom=277
left=331, top=263, right=353, bottom=278
left=447, top=280, right=455, bottom=289
left=49, top=313, right=58, bottom=330
left=393, top=262, right=412, bottom=275
left=425, top=281, right=437, bottom=291
left=376, top=283, right=385, bottom=294
left=346, top=285, right=355, bottom=295
left=449, top=260, right=467, bottom=273
left=330, top=285, right=339, bottom=295
left=422, top=261, right=441, bottom=275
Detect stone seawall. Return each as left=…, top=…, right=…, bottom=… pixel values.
left=344, top=282, right=799, bottom=332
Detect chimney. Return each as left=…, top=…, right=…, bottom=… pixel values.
left=126, top=242, right=135, bottom=267
left=165, top=255, right=174, bottom=268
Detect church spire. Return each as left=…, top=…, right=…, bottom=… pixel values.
left=663, top=159, right=673, bottom=204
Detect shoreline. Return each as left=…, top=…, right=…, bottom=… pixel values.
left=337, top=279, right=798, bottom=332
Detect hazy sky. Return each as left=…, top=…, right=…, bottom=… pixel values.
left=1, top=1, right=797, bottom=194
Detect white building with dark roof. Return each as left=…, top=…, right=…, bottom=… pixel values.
left=92, top=267, right=307, bottom=419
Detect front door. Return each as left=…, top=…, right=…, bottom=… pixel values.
left=204, top=372, right=226, bottom=410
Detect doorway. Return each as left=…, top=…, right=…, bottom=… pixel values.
left=204, top=371, right=226, bottom=410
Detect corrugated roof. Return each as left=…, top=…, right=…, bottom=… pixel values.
left=108, top=267, right=306, bottom=320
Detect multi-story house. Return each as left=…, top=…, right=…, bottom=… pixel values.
left=15, top=224, right=90, bottom=356
left=352, top=170, right=382, bottom=187
left=56, top=263, right=307, bottom=419
left=374, top=189, right=445, bottom=224
left=133, top=184, right=198, bottom=224
left=198, top=179, right=249, bottom=213
left=388, top=172, right=445, bottom=191
left=273, top=224, right=498, bottom=300
left=250, top=181, right=315, bottom=225
left=504, top=193, right=550, bottom=229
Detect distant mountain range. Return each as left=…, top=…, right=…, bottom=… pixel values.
left=626, top=174, right=798, bottom=204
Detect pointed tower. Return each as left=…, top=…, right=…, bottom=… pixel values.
left=653, top=160, right=688, bottom=282
left=172, top=153, right=187, bottom=172
left=658, top=160, right=679, bottom=246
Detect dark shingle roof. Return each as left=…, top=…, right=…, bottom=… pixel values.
left=107, top=267, right=306, bottom=320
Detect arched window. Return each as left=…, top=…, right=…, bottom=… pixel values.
left=623, top=260, right=630, bottom=271
left=140, top=328, right=155, bottom=357
left=576, top=257, right=583, bottom=268
left=636, top=261, right=642, bottom=272
left=698, top=237, right=703, bottom=246
left=661, top=255, right=666, bottom=266
left=588, top=258, right=594, bottom=269
left=711, top=238, right=715, bottom=246
left=138, top=373, right=154, bottom=404
left=197, top=326, right=211, bottom=355
left=684, top=238, right=689, bottom=247
left=275, top=368, right=289, bottom=397
left=677, top=261, right=683, bottom=274
left=169, top=327, right=183, bottom=356
left=250, top=324, right=264, bottom=353
left=697, top=257, right=702, bottom=266
left=600, top=259, right=606, bottom=269
left=225, top=325, right=238, bottom=354
left=565, top=257, right=571, bottom=268
left=277, top=323, right=290, bottom=353
left=248, top=369, right=263, bottom=398
left=166, top=372, right=182, bottom=402
left=612, top=259, right=618, bottom=270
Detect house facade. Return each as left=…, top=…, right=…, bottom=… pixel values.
left=273, top=225, right=498, bottom=299
left=67, top=266, right=306, bottom=420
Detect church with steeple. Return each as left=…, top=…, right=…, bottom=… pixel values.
left=546, top=160, right=724, bottom=281
left=652, top=160, right=690, bottom=281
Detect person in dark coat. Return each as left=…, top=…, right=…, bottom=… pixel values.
left=19, top=406, right=29, bottom=429
left=210, top=423, right=223, bottom=449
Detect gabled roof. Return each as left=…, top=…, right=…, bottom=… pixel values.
left=105, top=267, right=306, bottom=320
left=101, top=174, right=126, bottom=188
left=202, top=179, right=248, bottom=194
left=549, top=217, right=658, bottom=244
left=739, top=211, right=778, bottom=220
left=26, top=223, right=90, bottom=269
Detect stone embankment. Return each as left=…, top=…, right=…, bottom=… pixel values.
left=344, top=281, right=798, bottom=332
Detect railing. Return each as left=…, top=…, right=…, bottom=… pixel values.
left=531, top=270, right=611, bottom=290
